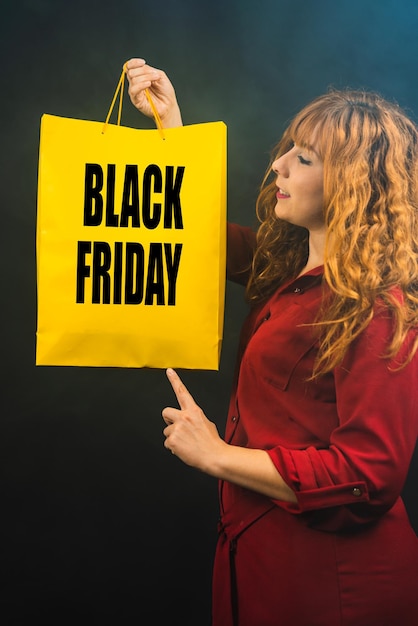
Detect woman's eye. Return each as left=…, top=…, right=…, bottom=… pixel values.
left=298, top=154, right=312, bottom=165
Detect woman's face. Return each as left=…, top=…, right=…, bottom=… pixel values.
left=272, top=143, right=325, bottom=233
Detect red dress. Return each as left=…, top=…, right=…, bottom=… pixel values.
left=212, top=223, right=418, bottom=626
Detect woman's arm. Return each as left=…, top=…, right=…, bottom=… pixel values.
left=266, top=307, right=418, bottom=530
left=126, top=57, right=183, bottom=128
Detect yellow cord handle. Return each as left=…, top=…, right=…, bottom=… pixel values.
left=144, top=88, right=165, bottom=136
left=102, top=62, right=165, bottom=139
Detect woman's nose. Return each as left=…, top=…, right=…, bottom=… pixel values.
left=272, top=155, right=288, bottom=177
left=271, top=156, right=286, bottom=176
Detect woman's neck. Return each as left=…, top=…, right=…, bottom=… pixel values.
left=298, top=229, right=325, bottom=277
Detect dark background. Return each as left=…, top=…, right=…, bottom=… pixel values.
left=2, top=1, right=418, bottom=624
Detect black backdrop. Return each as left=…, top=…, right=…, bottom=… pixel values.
left=2, top=1, right=418, bottom=624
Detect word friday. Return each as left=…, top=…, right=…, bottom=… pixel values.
left=76, top=163, right=185, bottom=305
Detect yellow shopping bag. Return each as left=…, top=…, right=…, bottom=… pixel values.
left=36, top=66, right=227, bottom=369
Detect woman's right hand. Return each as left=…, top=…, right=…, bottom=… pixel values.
left=126, top=58, right=183, bottom=128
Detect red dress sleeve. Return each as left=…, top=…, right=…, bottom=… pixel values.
left=267, top=304, right=418, bottom=531
left=226, top=222, right=256, bottom=286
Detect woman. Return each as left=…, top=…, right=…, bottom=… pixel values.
left=127, top=58, right=418, bottom=626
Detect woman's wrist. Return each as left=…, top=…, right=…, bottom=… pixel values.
left=160, top=106, right=183, bottom=128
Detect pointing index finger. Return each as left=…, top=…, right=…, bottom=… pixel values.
left=166, top=368, right=195, bottom=410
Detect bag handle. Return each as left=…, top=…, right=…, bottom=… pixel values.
left=102, top=62, right=165, bottom=139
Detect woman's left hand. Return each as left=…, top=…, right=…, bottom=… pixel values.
left=162, top=368, right=226, bottom=472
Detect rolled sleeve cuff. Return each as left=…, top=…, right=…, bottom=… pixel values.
left=295, top=482, right=369, bottom=511
left=267, top=446, right=370, bottom=513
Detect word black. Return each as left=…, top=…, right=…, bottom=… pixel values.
left=83, top=163, right=185, bottom=229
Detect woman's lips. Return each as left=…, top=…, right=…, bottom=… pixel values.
left=276, top=188, right=290, bottom=199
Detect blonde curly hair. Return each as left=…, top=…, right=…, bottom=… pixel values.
left=246, top=89, right=418, bottom=376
